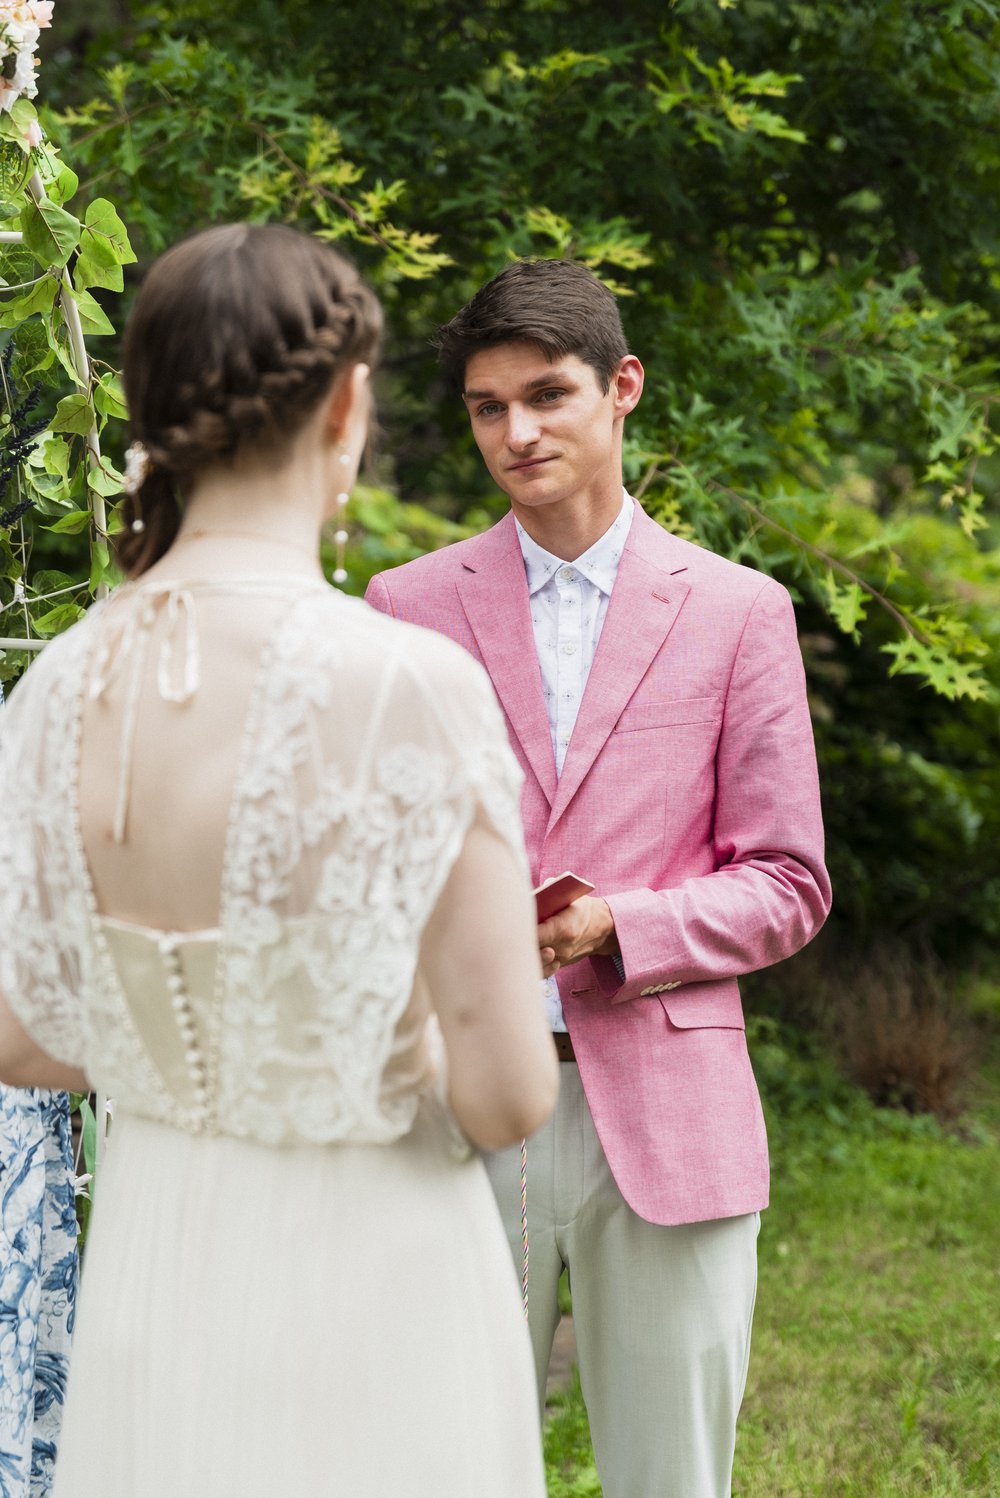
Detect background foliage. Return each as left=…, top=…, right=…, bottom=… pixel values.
left=4, top=0, right=999, bottom=976
left=4, top=6, right=999, bottom=1491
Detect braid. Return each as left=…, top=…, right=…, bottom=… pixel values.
left=117, top=224, right=382, bottom=577
left=114, top=467, right=180, bottom=577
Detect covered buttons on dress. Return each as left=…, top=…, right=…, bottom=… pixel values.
left=158, top=933, right=211, bottom=1125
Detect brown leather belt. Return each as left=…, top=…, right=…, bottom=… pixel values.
left=553, top=1032, right=576, bottom=1063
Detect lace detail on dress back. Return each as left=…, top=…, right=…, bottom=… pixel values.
left=0, top=582, right=526, bottom=1146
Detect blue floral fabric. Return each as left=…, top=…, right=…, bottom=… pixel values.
left=0, top=1089, right=78, bottom=1498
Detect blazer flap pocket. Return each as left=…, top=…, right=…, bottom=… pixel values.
left=659, top=989, right=746, bottom=1031
left=614, top=696, right=721, bottom=732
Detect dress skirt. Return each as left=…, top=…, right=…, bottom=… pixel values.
left=51, top=1102, right=546, bottom=1497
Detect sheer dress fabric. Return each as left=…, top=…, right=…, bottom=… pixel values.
left=0, top=579, right=545, bottom=1498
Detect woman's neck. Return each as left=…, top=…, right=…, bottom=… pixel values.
left=146, top=450, right=331, bottom=583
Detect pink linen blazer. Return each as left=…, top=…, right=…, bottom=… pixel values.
left=365, top=503, right=831, bottom=1226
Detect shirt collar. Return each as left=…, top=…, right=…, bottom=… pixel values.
left=516, top=491, right=633, bottom=598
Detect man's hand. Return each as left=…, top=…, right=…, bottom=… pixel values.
left=537, top=896, right=618, bottom=979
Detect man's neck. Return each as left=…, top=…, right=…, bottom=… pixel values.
left=511, top=487, right=624, bottom=562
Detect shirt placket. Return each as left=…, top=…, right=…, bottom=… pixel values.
left=554, top=565, right=583, bottom=776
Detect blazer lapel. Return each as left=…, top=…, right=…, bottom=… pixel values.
left=456, top=514, right=558, bottom=805
left=546, top=513, right=692, bottom=834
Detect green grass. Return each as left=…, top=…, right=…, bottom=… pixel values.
left=543, top=1024, right=1000, bottom=1497
left=545, top=1369, right=604, bottom=1498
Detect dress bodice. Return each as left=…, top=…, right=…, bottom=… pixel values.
left=0, top=580, right=525, bottom=1147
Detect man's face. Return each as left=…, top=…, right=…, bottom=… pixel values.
left=462, top=342, right=640, bottom=517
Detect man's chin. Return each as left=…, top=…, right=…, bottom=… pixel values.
left=505, top=478, right=571, bottom=510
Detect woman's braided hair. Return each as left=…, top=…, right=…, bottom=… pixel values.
left=117, top=223, right=382, bottom=576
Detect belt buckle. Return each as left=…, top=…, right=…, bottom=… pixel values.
left=553, top=1032, right=576, bottom=1063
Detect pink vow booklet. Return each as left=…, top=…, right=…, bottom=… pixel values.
left=534, top=872, right=595, bottom=922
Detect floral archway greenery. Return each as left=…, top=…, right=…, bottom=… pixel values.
left=0, top=2, right=132, bottom=663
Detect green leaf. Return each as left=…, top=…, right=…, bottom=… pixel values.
left=31, top=601, right=87, bottom=637
left=927, top=394, right=976, bottom=461
left=957, top=490, right=988, bottom=540
left=47, top=162, right=80, bottom=207
left=78, top=1094, right=98, bottom=1179
left=87, top=459, right=125, bottom=498
left=93, top=372, right=127, bottom=421
left=27, top=569, right=75, bottom=596
left=0, top=273, right=58, bottom=328
left=73, top=198, right=137, bottom=293
left=68, top=285, right=116, bottom=337
left=43, top=509, right=92, bottom=535
left=22, top=434, right=77, bottom=503
left=28, top=434, right=73, bottom=484
left=20, top=196, right=82, bottom=270
left=90, top=538, right=113, bottom=593
left=8, top=319, right=54, bottom=380
left=43, top=305, right=82, bottom=385
left=23, top=463, right=75, bottom=505
left=882, top=637, right=991, bottom=701
left=0, top=99, right=38, bottom=151
left=51, top=393, right=96, bottom=436
left=822, top=571, right=868, bottom=638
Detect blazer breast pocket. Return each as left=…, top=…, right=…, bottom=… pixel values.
left=613, top=695, right=722, bottom=733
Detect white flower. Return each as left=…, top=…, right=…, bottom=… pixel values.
left=0, top=4, right=54, bottom=24
left=0, top=9, right=45, bottom=113
left=5, top=17, right=40, bottom=47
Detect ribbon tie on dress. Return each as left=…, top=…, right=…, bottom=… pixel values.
left=88, top=584, right=202, bottom=845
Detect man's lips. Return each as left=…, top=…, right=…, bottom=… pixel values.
left=507, top=456, right=555, bottom=472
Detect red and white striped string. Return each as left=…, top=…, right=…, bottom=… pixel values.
left=520, top=1136, right=529, bottom=1319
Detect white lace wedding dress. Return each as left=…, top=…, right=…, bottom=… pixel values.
left=0, top=576, right=545, bottom=1497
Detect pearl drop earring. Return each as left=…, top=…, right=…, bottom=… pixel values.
left=123, top=442, right=149, bottom=533
left=332, top=464, right=351, bottom=586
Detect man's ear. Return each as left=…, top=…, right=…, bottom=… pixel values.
left=612, top=356, right=644, bottom=418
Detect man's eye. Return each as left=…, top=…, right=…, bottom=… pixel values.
left=476, top=403, right=503, bottom=418
left=536, top=389, right=564, bottom=403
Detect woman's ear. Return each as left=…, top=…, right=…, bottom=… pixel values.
left=324, top=362, right=371, bottom=451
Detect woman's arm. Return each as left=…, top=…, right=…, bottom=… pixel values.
left=0, top=994, right=90, bottom=1092
left=419, top=814, right=558, bottom=1152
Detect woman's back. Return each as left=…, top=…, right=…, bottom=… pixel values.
left=0, top=222, right=555, bottom=1498
left=2, top=577, right=528, bottom=1147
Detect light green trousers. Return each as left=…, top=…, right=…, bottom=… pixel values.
left=484, top=1063, right=759, bottom=1498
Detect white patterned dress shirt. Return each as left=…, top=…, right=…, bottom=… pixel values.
left=516, top=492, right=633, bottom=1030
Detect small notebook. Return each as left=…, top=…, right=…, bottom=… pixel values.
left=534, top=872, right=595, bottom=922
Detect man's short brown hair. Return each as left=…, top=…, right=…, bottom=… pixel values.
left=435, top=259, right=629, bottom=394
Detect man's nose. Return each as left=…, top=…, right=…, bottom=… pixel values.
left=505, top=404, right=541, bottom=451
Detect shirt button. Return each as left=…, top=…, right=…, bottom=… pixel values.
left=558, top=567, right=574, bottom=582
left=561, top=642, right=576, bottom=655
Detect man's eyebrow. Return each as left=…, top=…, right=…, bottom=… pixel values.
left=463, top=369, right=578, bottom=402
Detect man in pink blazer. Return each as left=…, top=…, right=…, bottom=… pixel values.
left=366, top=260, right=830, bottom=1497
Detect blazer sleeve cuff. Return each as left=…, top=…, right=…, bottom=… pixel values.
left=590, top=888, right=681, bottom=1003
